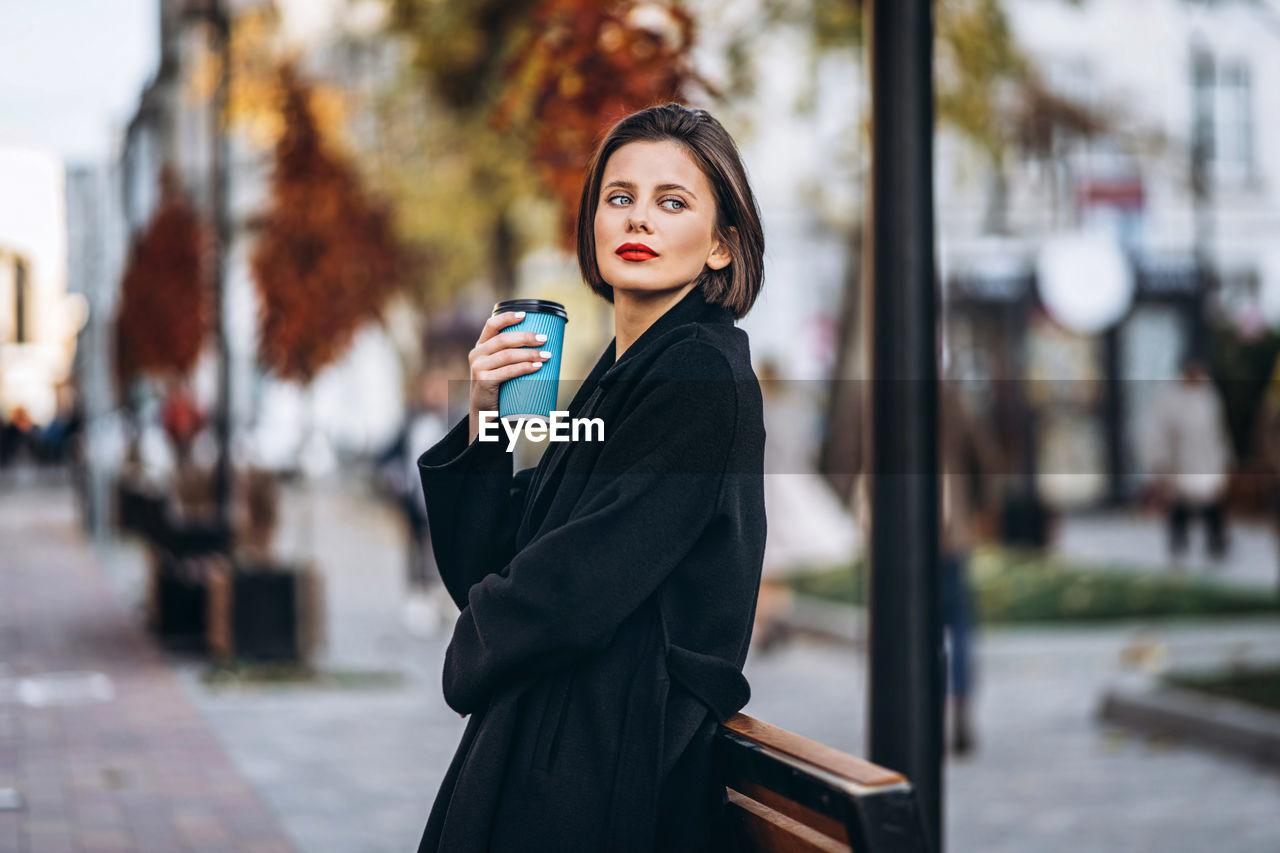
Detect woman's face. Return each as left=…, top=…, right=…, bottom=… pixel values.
left=593, top=140, right=731, bottom=300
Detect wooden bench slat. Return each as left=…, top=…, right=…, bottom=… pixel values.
left=732, top=779, right=850, bottom=845
left=725, top=790, right=850, bottom=853
left=725, top=713, right=906, bottom=790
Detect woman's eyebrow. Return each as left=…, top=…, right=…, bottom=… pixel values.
left=655, top=182, right=696, bottom=198
left=602, top=180, right=697, bottom=199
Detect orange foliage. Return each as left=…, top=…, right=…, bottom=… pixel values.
left=251, top=66, right=408, bottom=384
left=114, top=168, right=210, bottom=384
left=496, top=1, right=700, bottom=243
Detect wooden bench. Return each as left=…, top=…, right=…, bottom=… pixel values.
left=714, top=714, right=931, bottom=853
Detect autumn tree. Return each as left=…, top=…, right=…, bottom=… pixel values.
left=748, top=0, right=1102, bottom=227
left=186, top=4, right=351, bottom=152
left=495, top=1, right=702, bottom=243
left=251, top=65, right=409, bottom=384
left=732, top=0, right=1109, bottom=488
left=115, top=167, right=210, bottom=386
left=378, top=0, right=702, bottom=303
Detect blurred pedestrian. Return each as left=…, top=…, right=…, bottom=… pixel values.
left=1144, top=358, right=1232, bottom=565
left=940, top=384, right=1003, bottom=756
left=160, top=380, right=213, bottom=518
left=160, top=380, right=204, bottom=470
left=414, top=104, right=766, bottom=852
left=1251, top=371, right=1280, bottom=588
left=0, top=406, right=39, bottom=469
left=39, top=383, right=83, bottom=465
left=377, top=368, right=450, bottom=633
left=0, top=409, right=16, bottom=469
left=754, top=358, right=859, bottom=651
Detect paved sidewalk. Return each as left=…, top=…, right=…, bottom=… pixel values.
left=746, top=621, right=1280, bottom=853
left=10, top=480, right=1280, bottom=852
left=1055, top=511, right=1280, bottom=590
left=0, top=484, right=294, bottom=853
left=179, top=480, right=1280, bottom=853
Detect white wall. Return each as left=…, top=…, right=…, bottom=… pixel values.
left=0, top=148, right=72, bottom=424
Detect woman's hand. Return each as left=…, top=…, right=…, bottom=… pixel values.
left=467, top=311, right=552, bottom=443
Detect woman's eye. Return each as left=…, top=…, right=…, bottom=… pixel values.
left=607, top=193, right=631, bottom=206
left=660, top=198, right=686, bottom=211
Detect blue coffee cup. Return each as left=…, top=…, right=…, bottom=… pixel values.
left=493, top=299, right=568, bottom=419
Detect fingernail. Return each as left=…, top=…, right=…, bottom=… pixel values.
left=535, top=334, right=547, bottom=343
left=539, top=351, right=552, bottom=359
left=530, top=362, right=543, bottom=369
left=515, top=311, right=526, bottom=319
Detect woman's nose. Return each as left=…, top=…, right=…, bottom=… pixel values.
left=626, top=211, right=651, bottom=233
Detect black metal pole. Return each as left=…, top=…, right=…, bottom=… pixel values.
left=1104, top=327, right=1125, bottom=505
left=209, top=0, right=233, bottom=527
left=865, top=0, right=942, bottom=851
left=1189, top=37, right=1213, bottom=364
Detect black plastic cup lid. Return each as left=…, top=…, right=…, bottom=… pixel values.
left=492, top=299, right=568, bottom=321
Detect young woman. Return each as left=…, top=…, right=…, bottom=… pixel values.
left=415, top=103, right=766, bottom=852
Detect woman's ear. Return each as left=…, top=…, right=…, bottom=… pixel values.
left=706, top=227, right=736, bottom=271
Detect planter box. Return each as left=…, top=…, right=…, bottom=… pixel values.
left=143, top=518, right=232, bottom=652
left=116, top=480, right=168, bottom=539
left=155, top=517, right=230, bottom=556
left=1099, top=685, right=1280, bottom=770
left=146, top=551, right=228, bottom=651
left=208, top=561, right=324, bottom=664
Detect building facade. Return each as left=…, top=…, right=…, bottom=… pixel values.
left=0, top=149, right=83, bottom=429
left=937, top=0, right=1280, bottom=507
left=107, top=0, right=406, bottom=479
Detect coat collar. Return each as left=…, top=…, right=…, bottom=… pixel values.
left=562, top=285, right=732, bottom=413
left=599, top=285, right=734, bottom=386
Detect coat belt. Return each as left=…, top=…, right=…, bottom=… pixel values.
left=665, top=645, right=750, bottom=723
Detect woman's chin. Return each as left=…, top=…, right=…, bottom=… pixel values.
left=608, top=278, right=697, bottom=302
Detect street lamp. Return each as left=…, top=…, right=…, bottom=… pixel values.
left=1189, top=32, right=1214, bottom=363
left=865, top=0, right=941, bottom=849
left=181, top=0, right=233, bottom=527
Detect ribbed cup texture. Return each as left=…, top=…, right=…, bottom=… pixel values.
left=498, top=311, right=566, bottom=419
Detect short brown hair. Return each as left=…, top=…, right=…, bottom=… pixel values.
left=575, top=103, right=764, bottom=319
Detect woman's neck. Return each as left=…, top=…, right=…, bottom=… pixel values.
left=613, top=282, right=699, bottom=359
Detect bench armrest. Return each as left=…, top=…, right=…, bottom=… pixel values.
left=715, top=713, right=931, bottom=853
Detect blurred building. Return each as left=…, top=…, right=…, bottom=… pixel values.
left=693, top=16, right=862, bottom=384
left=67, top=0, right=1280, bottom=511
left=65, top=164, right=128, bottom=538
left=74, top=0, right=407, bottom=486
left=937, top=0, right=1280, bottom=508
left=0, top=149, right=86, bottom=429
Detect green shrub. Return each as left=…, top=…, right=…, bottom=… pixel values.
left=787, top=547, right=1280, bottom=623
left=1167, top=667, right=1280, bottom=712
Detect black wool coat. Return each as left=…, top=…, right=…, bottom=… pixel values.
left=415, top=285, right=766, bottom=852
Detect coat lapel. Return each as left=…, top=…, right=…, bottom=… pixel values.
left=518, top=341, right=616, bottom=538
left=518, top=286, right=735, bottom=541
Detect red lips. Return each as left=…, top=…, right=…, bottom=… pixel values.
left=616, top=242, right=659, bottom=261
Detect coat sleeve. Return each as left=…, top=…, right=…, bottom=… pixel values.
left=417, top=415, right=537, bottom=610
left=442, top=339, right=739, bottom=713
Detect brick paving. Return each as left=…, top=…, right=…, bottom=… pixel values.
left=0, top=483, right=295, bottom=853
